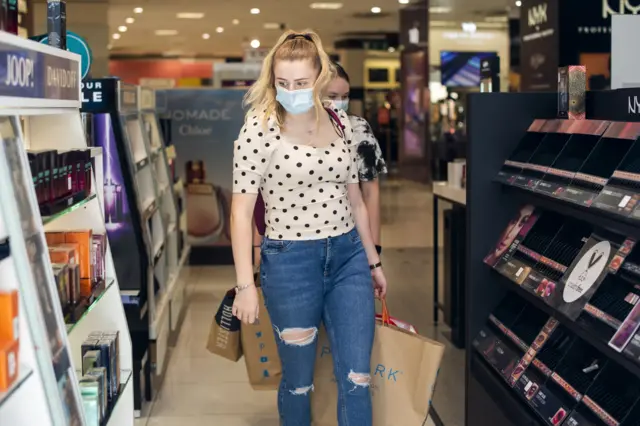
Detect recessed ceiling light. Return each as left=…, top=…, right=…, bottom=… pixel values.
left=118, top=25, right=127, bottom=32
left=232, top=19, right=240, bottom=25
left=310, top=2, right=343, bottom=9
left=398, top=0, right=409, bottom=4
left=515, top=0, right=522, bottom=6
left=125, top=17, right=135, bottom=24
left=133, top=7, right=143, bottom=13
left=250, top=8, right=260, bottom=14
left=202, top=33, right=210, bottom=39
left=250, top=39, right=260, bottom=48
left=371, top=6, right=381, bottom=13
left=263, top=22, right=280, bottom=30
left=216, top=26, right=224, bottom=33
left=177, top=12, right=205, bottom=19
left=112, top=33, right=121, bottom=39
left=155, top=29, right=178, bottom=36
left=429, top=6, right=452, bottom=13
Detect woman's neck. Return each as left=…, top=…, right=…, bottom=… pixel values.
left=285, top=106, right=318, bottom=127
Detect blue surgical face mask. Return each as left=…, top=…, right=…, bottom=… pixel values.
left=328, top=99, right=349, bottom=112
left=276, top=86, right=314, bottom=114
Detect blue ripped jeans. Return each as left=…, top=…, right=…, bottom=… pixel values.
left=260, top=227, right=375, bottom=426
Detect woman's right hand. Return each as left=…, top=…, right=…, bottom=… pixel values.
left=232, top=285, right=260, bottom=324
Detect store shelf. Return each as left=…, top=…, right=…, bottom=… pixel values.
left=41, top=193, right=97, bottom=224
left=493, top=271, right=640, bottom=380
left=502, top=183, right=640, bottom=240
left=140, top=198, right=157, bottom=219
left=0, top=365, right=34, bottom=411
left=65, top=278, right=115, bottom=334
left=150, top=248, right=188, bottom=339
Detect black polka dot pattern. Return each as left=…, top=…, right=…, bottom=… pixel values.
left=232, top=109, right=359, bottom=240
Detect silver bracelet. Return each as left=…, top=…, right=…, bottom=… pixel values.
left=235, top=283, right=255, bottom=294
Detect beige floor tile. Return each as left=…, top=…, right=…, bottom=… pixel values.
left=146, top=415, right=279, bottom=426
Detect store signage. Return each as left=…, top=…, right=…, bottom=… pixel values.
left=80, top=78, right=118, bottom=113
left=629, top=95, right=640, bottom=114
left=39, top=31, right=92, bottom=79
left=603, top=0, right=640, bottom=19
left=0, top=43, right=79, bottom=101
left=528, top=3, right=548, bottom=27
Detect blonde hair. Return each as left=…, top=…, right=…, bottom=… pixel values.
left=244, top=29, right=335, bottom=127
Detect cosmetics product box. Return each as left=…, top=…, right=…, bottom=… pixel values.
left=99, top=337, right=118, bottom=397
left=558, top=66, right=586, bottom=120
left=82, top=349, right=101, bottom=375
left=26, top=152, right=41, bottom=204
left=47, top=0, right=67, bottom=50
left=82, top=149, right=92, bottom=196
left=64, top=230, right=93, bottom=282
left=0, top=290, right=19, bottom=343
left=51, top=263, right=69, bottom=308
left=78, top=376, right=100, bottom=426
left=30, top=150, right=56, bottom=204
left=86, top=367, right=108, bottom=419
left=56, top=150, right=72, bottom=198
left=48, top=243, right=79, bottom=266
left=67, top=264, right=80, bottom=305
left=102, top=331, right=120, bottom=391
left=82, top=337, right=115, bottom=399
left=92, top=234, right=106, bottom=282
left=0, top=339, right=18, bottom=391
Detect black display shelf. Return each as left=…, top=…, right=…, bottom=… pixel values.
left=465, top=90, right=640, bottom=426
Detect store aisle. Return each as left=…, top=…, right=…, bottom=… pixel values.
left=137, top=179, right=461, bottom=426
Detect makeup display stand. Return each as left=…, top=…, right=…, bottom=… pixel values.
left=466, top=89, right=640, bottom=426
left=80, top=79, right=190, bottom=416
left=0, top=34, right=133, bottom=425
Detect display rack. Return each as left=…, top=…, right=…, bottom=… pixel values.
left=0, top=32, right=133, bottom=425
left=466, top=89, right=640, bottom=426
left=81, top=79, right=190, bottom=415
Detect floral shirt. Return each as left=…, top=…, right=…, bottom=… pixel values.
left=348, top=115, right=388, bottom=181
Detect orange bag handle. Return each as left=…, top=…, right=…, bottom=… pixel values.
left=380, top=299, right=391, bottom=326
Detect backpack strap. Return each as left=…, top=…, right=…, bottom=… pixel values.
left=325, top=107, right=346, bottom=139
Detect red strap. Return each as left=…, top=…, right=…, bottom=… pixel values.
left=325, top=107, right=345, bottom=139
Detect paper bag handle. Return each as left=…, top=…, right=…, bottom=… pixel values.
left=380, top=299, right=391, bottom=326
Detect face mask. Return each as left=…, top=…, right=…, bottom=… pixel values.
left=328, top=99, right=349, bottom=112
left=276, top=86, right=314, bottom=114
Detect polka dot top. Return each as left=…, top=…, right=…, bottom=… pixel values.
left=233, top=108, right=359, bottom=240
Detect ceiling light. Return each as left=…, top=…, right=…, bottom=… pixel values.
left=177, top=12, right=204, bottom=19
left=202, top=33, right=210, bottom=39
left=371, top=6, right=381, bottom=13
left=232, top=19, right=240, bottom=25
left=263, top=22, right=280, bottom=30
left=155, top=29, right=178, bottom=36
left=429, top=6, right=452, bottom=13
left=112, top=33, right=121, bottom=39
left=250, top=8, right=260, bottom=14
left=515, top=0, right=522, bottom=6
left=250, top=39, right=260, bottom=48
left=125, top=17, right=134, bottom=24
left=118, top=25, right=127, bottom=32
left=398, top=0, right=410, bottom=4
left=133, top=7, right=143, bottom=13
left=216, top=26, right=224, bottom=33
left=309, top=3, right=343, bottom=10
left=462, top=22, right=477, bottom=33
left=485, top=15, right=508, bottom=22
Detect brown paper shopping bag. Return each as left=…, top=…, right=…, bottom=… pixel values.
left=206, top=288, right=243, bottom=362
left=241, top=287, right=282, bottom=390
left=311, top=303, right=445, bottom=426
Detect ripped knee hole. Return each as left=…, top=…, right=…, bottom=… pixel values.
left=348, top=371, right=371, bottom=387
left=290, top=384, right=314, bottom=395
left=276, top=327, right=318, bottom=346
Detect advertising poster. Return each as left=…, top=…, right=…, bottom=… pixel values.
left=520, top=0, right=560, bottom=91
left=159, top=89, right=246, bottom=248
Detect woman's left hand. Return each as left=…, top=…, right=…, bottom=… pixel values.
left=372, top=267, right=388, bottom=299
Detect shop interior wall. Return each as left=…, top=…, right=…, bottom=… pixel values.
left=429, top=27, right=510, bottom=92
left=109, top=58, right=223, bottom=85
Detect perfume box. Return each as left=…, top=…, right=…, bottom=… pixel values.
left=6, top=0, right=17, bottom=35
left=0, top=339, right=18, bottom=391
left=68, top=263, right=80, bottom=305
left=27, top=152, right=41, bottom=204
left=51, top=263, right=69, bottom=308
left=47, top=0, right=67, bottom=50
left=98, top=337, right=118, bottom=398
left=101, top=331, right=120, bottom=391
left=92, top=234, right=106, bottom=282
left=558, top=66, right=586, bottom=120
left=64, top=230, right=93, bottom=282
left=79, top=376, right=100, bottom=426
left=0, top=290, right=19, bottom=343
left=82, top=349, right=101, bottom=375
left=86, top=367, right=108, bottom=419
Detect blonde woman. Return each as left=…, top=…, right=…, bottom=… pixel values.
left=230, top=30, right=387, bottom=425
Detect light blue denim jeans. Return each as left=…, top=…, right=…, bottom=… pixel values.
left=260, top=227, right=375, bottom=426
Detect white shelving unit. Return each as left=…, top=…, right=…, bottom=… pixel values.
left=0, top=33, right=133, bottom=425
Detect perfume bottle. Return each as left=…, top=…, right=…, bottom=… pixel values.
left=186, top=161, right=205, bottom=184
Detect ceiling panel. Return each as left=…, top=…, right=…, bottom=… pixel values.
left=104, top=0, right=517, bottom=56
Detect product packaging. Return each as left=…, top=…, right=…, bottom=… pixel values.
left=78, top=376, right=100, bottom=426
left=99, top=336, right=118, bottom=398
left=6, top=0, right=17, bottom=35
left=92, top=234, right=106, bottom=282
left=82, top=336, right=115, bottom=400
left=67, top=264, right=80, bottom=305
left=46, top=0, right=67, bottom=50
left=86, top=367, right=108, bottom=419
left=82, top=349, right=101, bottom=375
left=51, top=263, right=69, bottom=308
left=102, top=331, right=120, bottom=391
left=0, top=339, right=18, bottom=391
left=558, top=66, right=586, bottom=120
left=0, top=290, right=19, bottom=343
left=27, top=152, right=41, bottom=204
left=64, top=230, right=93, bottom=284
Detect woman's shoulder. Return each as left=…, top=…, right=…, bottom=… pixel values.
left=237, top=108, right=281, bottom=149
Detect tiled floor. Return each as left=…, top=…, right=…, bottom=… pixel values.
left=137, top=179, right=464, bottom=426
